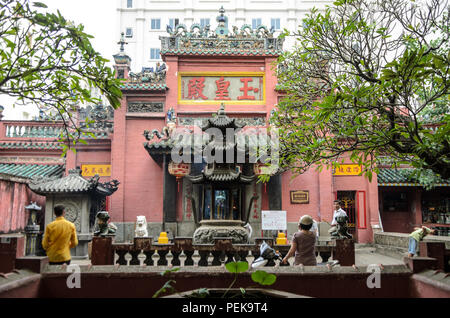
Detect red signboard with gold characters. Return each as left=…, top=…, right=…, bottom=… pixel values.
left=179, top=72, right=265, bottom=105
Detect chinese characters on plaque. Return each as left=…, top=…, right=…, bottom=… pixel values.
left=290, top=191, right=309, bottom=204
left=333, top=164, right=363, bottom=176
left=81, top=164, right=111, bottom=177
left=180, top=75, right=264, bottom=103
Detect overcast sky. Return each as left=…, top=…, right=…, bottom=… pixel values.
left=1, top=0, right=117, bottom=119
left=42, top=0, right=117, bottom=63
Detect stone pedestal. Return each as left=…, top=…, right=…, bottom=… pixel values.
left=25, top=224, right=40, bottom=256
left=193, top=220, right=248, bottom=244
left=91, top=236, right=114, bottom=265
left=0, top=236, right=25, bottom=273
left=333, top=239, right=355, bottom=266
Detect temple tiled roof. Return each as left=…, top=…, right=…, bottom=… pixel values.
left=0, top=163, right=64, bottom=179
left=0, top=141, right=62, bottom=150
left=377, top=168, right=450, bottom=187
left=120, top=82, right=167, bottom=91
left=28, top=168, right=120, bottom=196
left=161, top=48, right=282, bottom=57
left=28, top=169, right=96, bottom=194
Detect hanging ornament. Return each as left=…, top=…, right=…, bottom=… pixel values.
left=168, top=161, right=191, bottom=191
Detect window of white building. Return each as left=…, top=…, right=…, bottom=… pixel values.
left=252, top=18, right=262, bottom=29
left=126, top=0, right=132, bottom=8
left=271, top=18, right=280, bottom=30
left=169, top=18, right=179, bottom=29
left=200, top=18, right=210, bottom=27
left=125, top=28, right=133, bottom=38
left=151, top=19, right=161, bottom=30
left=150, top=48, right=161, bottom=60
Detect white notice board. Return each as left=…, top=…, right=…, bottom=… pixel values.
left=261, top=210, right=287, bottom=230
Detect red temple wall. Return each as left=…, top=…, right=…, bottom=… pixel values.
left=123, top=117, right=165, bottom=222
left=281, top=165, right=379, bottom=243
left=0, top=180, right=45, bottom=233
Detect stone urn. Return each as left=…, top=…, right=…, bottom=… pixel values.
left=193, top=220, right=248, bottom=244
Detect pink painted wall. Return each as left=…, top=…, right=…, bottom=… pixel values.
left=281, top=165, right=378, bottom=243
left=379, top=187, right=421, bottom=233
left=110, top=90, right=167, bottom=222
left=123, top=117, right=165, bottom=222
left=109, top=96, right=128, bottom=221
left=0, top=180, right=45, bottom=233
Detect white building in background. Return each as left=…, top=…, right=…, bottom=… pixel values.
left=116, top=0, right=333, bottom=72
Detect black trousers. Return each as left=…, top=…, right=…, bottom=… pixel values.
left=49, top=260, right=71, bottom=265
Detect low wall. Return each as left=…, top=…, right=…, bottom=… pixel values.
left=38, top=265, right=413, bottom=298
left=1, top=265, right=449, bottom=298
left=374, top=232, right=450, bottom=250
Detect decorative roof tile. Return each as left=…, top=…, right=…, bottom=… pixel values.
left=160, top=8, right=283, bottom=58
left=120, top=82, right=168, bottom=91
left=0, top=142, right=62, bottom=150
left=28, top=168, right=120, bottom=195
left=0, top=163, right=64, bottom=179
left=377, top=168, right=450, bottom=187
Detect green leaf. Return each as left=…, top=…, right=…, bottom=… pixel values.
left=251, top=270, right=277, bottom=286
left=33, top=2, right=48, bottom=8
left=161, top=267, right=180, bottom=276
left=225, top=261, right=249, bottom=274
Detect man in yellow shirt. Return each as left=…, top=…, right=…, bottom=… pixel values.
left=42, top=205, right=78, bottom=265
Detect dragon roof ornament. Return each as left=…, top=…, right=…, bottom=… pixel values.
left=160, top=7, right=283, bottom=56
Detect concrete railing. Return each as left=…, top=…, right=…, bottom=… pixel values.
left=2, top=121, right=65, bottom=139
left=374, top=232, right=450, bottom=249
left=90, top=236, right=354, bottom=267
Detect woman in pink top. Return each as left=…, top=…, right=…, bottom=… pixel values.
left=281, top=215, right=317, bottom=266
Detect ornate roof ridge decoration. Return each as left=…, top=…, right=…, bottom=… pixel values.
left=0, top=141, right=63, bottom=150
left=202, top=103, right=244, bottom=130
left=28, top=168, right=120, bottom=195
left=160, top=7, right=283, bottom=57
left=78, top=104, right=114, bottom=134
left=120, top=82, right=168, bottom=90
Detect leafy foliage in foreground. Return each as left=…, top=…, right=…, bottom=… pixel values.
left=0, top=0, right=122, bottom=153
left=273, top=0, right=450, bottom=184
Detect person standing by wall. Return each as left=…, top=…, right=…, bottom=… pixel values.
left=328, top=200, right=348, bottom=235
left=42, top=205, right=78, bottom=265
left=408, top=226, right=436, bottom=257
left=281, top=215, right=317, bottom=266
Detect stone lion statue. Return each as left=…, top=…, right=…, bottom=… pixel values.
left=135, top=215, right=149, bottom=238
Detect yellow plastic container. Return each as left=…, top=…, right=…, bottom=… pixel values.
left=158, top=232, right=169, bottom=244
left=276, top=232, right=287, bottom=245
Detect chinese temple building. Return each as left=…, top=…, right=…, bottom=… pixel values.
left=107, top=8, right=382, bottom=243
left=0, top=8, right=449, bottom=245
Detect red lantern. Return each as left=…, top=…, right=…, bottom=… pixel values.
left=168, top=161, right=191, bottom=191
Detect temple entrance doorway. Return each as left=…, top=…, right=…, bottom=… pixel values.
left=337, top=191, right=357, bottom=242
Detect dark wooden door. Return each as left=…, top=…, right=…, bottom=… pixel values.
left=337, top=191, right=357, bottom=241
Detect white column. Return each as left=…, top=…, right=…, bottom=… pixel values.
left=136, top=13, right=145, bottom=71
